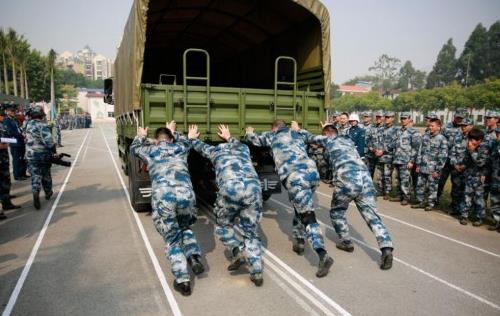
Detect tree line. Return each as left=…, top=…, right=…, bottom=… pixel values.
left=332, top=21, right=500, bottom=113
left=0, top=27, right=104, bottom=104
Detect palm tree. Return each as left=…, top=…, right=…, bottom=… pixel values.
left=48, top=49, right=57, bottom=119
left=17, top=38, right=29, bottom=99
left=6, top=28, right=19, bottom=96
left=0, top=29, right=8, bottom=95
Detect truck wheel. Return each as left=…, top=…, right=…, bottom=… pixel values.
left=262, top=192, right=272, bottom=202
left=127, top=159, right=151, bottom=213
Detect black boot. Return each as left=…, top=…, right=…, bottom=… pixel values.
left=2, top=201, right=21, bottom=210
left=33, top=192, right=41, bottom=210
left=0, top=211, right=7, bottom=220
left=250, top=273, right=263, bottom=287
left=227, top=247, right=245, bottom=271
left=316, top=253, right=334, bottom=278
left=380, top=247, right=393, bottom=270
left=45, top=190, right=53, bottom=201
left=173, top=280, right=192, bottom=296
left=411, top=202, right=425, bottom=209
left=292, top=237, right=305, bottom=255
left=188, top=255, right=205, bottom=275
left=336, top=240, right=354, bottom=253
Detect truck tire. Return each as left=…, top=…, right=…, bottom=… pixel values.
left=127, top=157, right=152, bottom=213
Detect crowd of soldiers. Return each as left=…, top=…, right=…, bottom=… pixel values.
left=0, top=102, right=63, bottom=220
left=323, top=109, right=500, bottom=231
left=59, top=113, right=92, bottom=130
left=130, top=119, right=394, bottom=296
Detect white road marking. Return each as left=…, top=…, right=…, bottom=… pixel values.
left=315, top=190, right=500, bottom=259
left=100, top=127, right=183, bottom=316
left=2, top=130, right=90, bottom=316
left=199, top=199, right=351, bottom=316
left=270, top=198, right=500, bottom=311
left=81, top=130, right=93, bottom=161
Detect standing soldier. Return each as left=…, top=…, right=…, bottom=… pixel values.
left=449, top=118, right=475, bottom=216
left=390, top=112, right=421, bottom=205
left=336, top=112, right=350, bottom=136
left=437, top=108, right=466, bottom=206
left=0, top=108, right=21, bottom=219
left=424, top=112, right=438, bottom=134
left=308, top=134, right=332, bottom=183
left=483, top=110, right=499, bottom=206
left=365, top=110, right=385, bottom=178
left=487, top=126, right=500, bottom=232
left=245, top=120, right=334, bottom=278
left=4, top=103, right=28, bottom=180
left=412, top=118, right=448, bottom=211
left=25, top=106, right=54, bottom=209
left=55, top=114, right=63, bottom=147
left=458, top=128, right=489, bottom=226
left=347, top=114, right=365, bottom=158
left=376, top=111, right=398, bottom=199
left=291, top=121, right=394, bottom=270
left=188, top=124, right=264, bottom=286
left=361, top=111, right=372, bottom=130
left=130, top=123, right=204, bottom=296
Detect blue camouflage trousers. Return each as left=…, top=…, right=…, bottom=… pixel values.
left=491, top=189, right=500, bottom=222
left=375, top=162, right=393, bottom=195
left=462, top=174, right=485, bottom=220
left=214, top=178, right=263, bottom=274
left=394, top=164, right=412, bottom=201
left=28, top=161, right=52, bottom=194
left=416, top=173, right=439, bottom=207
left=330, top=169, right=393, bottom=249
left=450, top=170, right=466, bottom=213
left=151, top=185, right=202, bottom=283
left=284, top=171, right=325, bottom=251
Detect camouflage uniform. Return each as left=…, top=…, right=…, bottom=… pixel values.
left=449, top=132, right=468, bottom=214
left=55, top=117, right=62, bottom=146
left=483, top=110, right=500, bottom=205
left=131, top=134, right=202, bottom=284
left=489, top=134, right=500, bottom=226
left=25, top=119, right=53, bottom=195
left=191, top=137, right=263, bottom=275
left=300, top=131, right=393, bottom=250
left=376, top=114, right=398, bottom=196
left=392, top=116, right=421, bottom=202
left=462, top=143, right=489, bottom=221
left=337, top=123, right=350, bottom=136
left=365, top=111, right=385, bottom=178
left=438, top=112, right=465, bottom=204
left=415, top=131, right=448, bottom=208
left=0, top=123, right=13, bottom=207
left=245, top=126, right=325, bottom=252
left=307, top=145, right=331, bottom=181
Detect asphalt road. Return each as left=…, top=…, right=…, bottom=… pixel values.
left=1, top=120, right=499, bottom=316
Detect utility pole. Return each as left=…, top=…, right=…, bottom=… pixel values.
left=465, top=53, right=471, bottom=87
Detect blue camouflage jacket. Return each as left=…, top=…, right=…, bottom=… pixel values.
left=416, top=131, right=448, bottom=174
left=130, top=135, right=193, bottom=189
left=244, top=126, right=318, bottom=182
left=190, top=137, right=258, bottom=188
left=25, top=119, right=53, bottom=162
left=392, top=126, right=421, bottom=165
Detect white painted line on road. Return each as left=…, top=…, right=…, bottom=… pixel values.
left=315, top=190, right=500, bottom=259
left=199, top=199, right=350, bottom=316
left=81, top=130, right=93, bottom=161
left=270, top=198, right=500, bottom=311
left=100, top=127, right=182, bottom=316
left=2, top=130, right=90, bottom=316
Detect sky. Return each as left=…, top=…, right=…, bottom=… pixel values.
left=1, top=0, right=499, bottom=83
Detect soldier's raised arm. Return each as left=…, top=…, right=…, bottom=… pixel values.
left=130, top=127, right=153, bottom=165
left=244, top=126, right=272, bottom=147
left=189, top=124, right=216, bottom=159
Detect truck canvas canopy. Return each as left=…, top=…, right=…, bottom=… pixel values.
left=114, top=0, right=331, bottom=116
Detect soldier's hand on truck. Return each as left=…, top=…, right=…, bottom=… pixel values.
left=188, top=125, right=199, bottom=139
left=217, top=124, right=231, bottom=141
left=137, top=127, right=148, bottom=138
left=245, top=126, right=254, bottom=135
left=166, top=120, right=176, bottom=132
left=290, top=121, right=300, bottom=131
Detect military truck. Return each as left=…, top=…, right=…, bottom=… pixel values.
left=104, top=0, right=332, bottom=211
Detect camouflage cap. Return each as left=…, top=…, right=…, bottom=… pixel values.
left=454, top=108, right=467, bottom=118
left=361, top=111, right=372, bottom=117
left=425, top=112, right=438, bottom=119
left=374, top=110, right=384, bottom=117
left=384, top=111, right=395, bottom=117
left=459, top=118, right=474, bottom=126
left=28, top=105, right=45, bottom=117
left=331, top=111, right=340, bottom=116
left=485, top=110, right=499, bottom=118
left=399, top=111, right=411, bottom=119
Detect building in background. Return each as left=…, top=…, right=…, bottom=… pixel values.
left=337, top=84, right=371, bottom=96
left=56, top=45, right=113, bottom=80
left=77, top=88, right=114, bottom=120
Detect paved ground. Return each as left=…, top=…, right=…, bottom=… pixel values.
left=1, top=121, right=499, bottom=316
